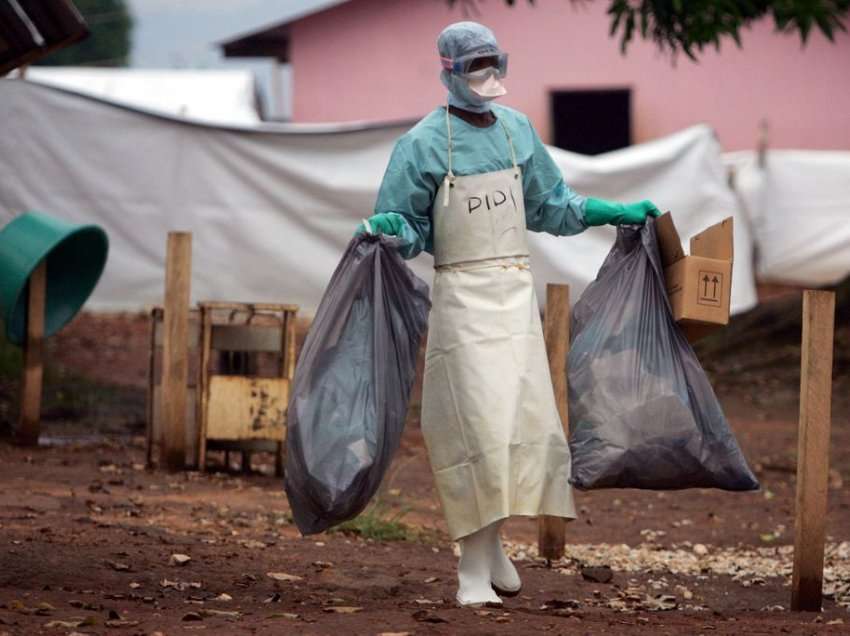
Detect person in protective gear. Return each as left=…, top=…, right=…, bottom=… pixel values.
left=357, top=21, right=660, bottom=607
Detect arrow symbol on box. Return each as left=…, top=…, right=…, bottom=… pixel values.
left=703, top=275, right=710, bottom=296
left=712, top=276, right=719, bottom=297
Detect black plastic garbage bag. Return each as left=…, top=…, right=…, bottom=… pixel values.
left=284, top=233, right=431, bottom=534
left=568, top=219, right=759, bottom=491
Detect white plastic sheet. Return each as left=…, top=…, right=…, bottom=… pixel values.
left=22, top=67, right=261, bottom=125
left=0, top=80, right=758, bottom=315
left=543, top=127, right=757, bottom=315
left=725, top=150, right=850, bottom=285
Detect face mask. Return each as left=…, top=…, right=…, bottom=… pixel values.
left=467, top=70, right=507, bottom=100
left=442, top=66, right=506, bottom=113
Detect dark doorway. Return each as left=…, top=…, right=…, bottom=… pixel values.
left=551, top=88, right=632, bottom=155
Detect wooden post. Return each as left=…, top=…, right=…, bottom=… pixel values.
left=538, top=283, right=571, bottom=563
left=791, top=290, right=835, bottom=612
left=278, top=310, right=296, bottom=478
left=145, top=308, right=159, bottom=467
left=197, top=304, right=213, bottom=472
left=284, top=310, right=297, bottom=380
left=161, top=232, right=192, bottom=471
left=17, top=260, right=47, bottom=446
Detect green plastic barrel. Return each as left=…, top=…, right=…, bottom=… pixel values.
left=0, top=212, right=109, bottom=345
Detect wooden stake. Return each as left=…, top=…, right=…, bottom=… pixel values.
left=539, top=283, right=571, bottom=562
left=791, top=290, right=835, bottom=612
left=278, top=310, right=296, bottom=478
left=284, top=311, right=297, bottom=380
left=197, top=304, right=213, bottom=472
left=161, top=232, right=192, bottom=471
left=145, top=308, right=158, bottom=467
left=17, top=260, right=47, bottom=446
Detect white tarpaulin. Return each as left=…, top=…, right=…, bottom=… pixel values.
left=22, top=67, right=260, bottom=125
left=0, top=80, right=757, bottom=316
left=725, top=150, right=850, bottom=285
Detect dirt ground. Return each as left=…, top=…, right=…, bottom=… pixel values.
left=1, top=295, right=849, bottom=635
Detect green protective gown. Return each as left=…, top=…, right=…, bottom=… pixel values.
left=374, top=104, right=588, bottom=259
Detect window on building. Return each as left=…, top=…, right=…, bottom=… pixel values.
left=550, top=88, right=632, bottom=155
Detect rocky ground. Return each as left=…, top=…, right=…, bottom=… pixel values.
left=0, top=283, right=848, bottom=635
left=1, top=431, right=849, bottom=636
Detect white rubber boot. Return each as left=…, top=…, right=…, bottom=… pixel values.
left=456, top=526, right=503, bottom=607
left=485, top=520, right=522, bottom=596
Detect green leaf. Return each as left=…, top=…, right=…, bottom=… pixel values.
left=815, top=13, right=835, bottom=41
left=731, top=28, right=743, bottom=48
left=799, top=15, right=812, bottom=44
left=610, top=9, right=624, bottom=37
left=619, top=9, right=636, bottom=55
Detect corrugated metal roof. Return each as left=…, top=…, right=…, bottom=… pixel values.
left=219, top=0, right=351, bottom=62
left=0, top=0, right=88, bottom=74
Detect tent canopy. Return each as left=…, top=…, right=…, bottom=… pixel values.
left=23, top=67, right=261, bottom=125
left=0, top=80, right=771, bottom=316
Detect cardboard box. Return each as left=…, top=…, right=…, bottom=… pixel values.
left=655, top=213, right=733, bottom=329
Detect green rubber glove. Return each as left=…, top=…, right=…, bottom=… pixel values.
left=583, top=198, right=661, bottom=227
left=354, top=212, right=408, bottom=237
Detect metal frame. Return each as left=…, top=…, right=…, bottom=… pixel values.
left=197, top=301, right=298, bottom=476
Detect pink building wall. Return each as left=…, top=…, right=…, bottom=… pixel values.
left=290, top=0, right=850, bottom=150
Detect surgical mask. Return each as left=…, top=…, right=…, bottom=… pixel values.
left=466, top=68, right=507, bottom=100
left=443, top=66, right=508, bottom=112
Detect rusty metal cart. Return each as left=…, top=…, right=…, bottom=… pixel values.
left=196, top=301, right=298, bottom=476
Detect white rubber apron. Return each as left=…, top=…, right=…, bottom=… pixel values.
left=421, top=109, right=577, bottom=540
